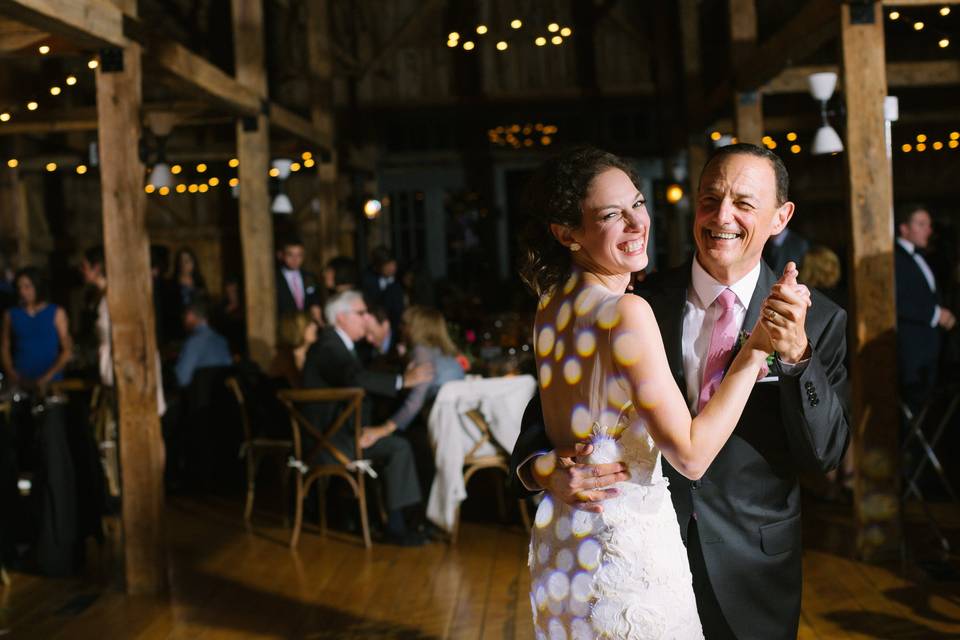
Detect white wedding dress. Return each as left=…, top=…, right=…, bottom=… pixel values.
left=530, top=283, right=703, bottom=639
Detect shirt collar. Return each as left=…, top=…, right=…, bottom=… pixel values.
left=691, top=256, right=762, bottom=310
left=334, top=326, right=355, bottom=352
left=897, top=237, right=916, bottom=254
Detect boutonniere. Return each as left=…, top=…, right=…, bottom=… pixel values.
left=735, top=330, right=774, bottom=380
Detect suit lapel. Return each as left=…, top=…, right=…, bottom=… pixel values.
left=639, top=263, right=690, bottom=390
left=743, top=263, right=777, bottom=333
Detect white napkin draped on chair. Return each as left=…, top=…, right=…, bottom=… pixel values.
left=426, top=374, right=537, bottom=532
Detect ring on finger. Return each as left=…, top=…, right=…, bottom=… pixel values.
left=766, top=308, right=778, bottom=320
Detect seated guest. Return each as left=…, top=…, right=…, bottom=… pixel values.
left=303, top=290, right=433, bottom=545
left=270, top=312, right=318, bottom=388
left=1, top=267, right=73, bottom=391
left=174, top=297, right=232, bottom=388
left=214, top=275, right=246, bottom=357
left=799, top=245, right=845, bottom=308
left=358, top=305, right=402, bottom=367
left=382, top=306, right=466, bottom=434
left=276, top=236, right=322, bottom=324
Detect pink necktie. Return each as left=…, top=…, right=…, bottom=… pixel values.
left=292, top=274, right=304, bottom=310
left=698, top=289, right=738, bottom=413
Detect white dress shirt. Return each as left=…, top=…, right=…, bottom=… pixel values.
left=282, top=268, right=305, bottom=310
left=684, top=259, right=761, bottom=414
left=897, top=237, right=940, bottom=328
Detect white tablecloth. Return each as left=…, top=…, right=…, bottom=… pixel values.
left=426, top=375, right=537, bottom=532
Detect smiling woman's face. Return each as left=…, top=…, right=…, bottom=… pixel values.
left=694, top=153, right=792, bottom=283
left=563, top=168, right=650, bottom=277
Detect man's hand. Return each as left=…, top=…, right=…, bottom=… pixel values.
left=402, top=361, right=434, bottom=388
left=938, top=308, right=957, bottom=331
left=359, top=424, right=392, bottom=449
left=761, top=261, right=812, bottom=364
left=532, top=443, right=630, bottom=513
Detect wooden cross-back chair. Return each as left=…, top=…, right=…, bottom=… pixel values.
left=451, top=407, right=532, bottom=543
left=224, top=377, right=293, bottom=526
left=275, top=387, right=372, bottom=549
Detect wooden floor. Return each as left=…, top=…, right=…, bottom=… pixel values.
left=2, top=496, right=960, bottom=639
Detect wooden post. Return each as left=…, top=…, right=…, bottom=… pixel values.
left=232, top=0, right=275, bottom=368
left=0, top=166, right=29, bottom=265
left=841, top=1, right=901, bottom=561
left=729, top=0, right=763, bottom=145
left=305, top=0, right=339, bottom=267
left=679, top=0, right=706, bottom=266
left=94, top=2, right=166, bottom=594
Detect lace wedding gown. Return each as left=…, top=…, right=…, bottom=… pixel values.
left=530, top=283, right=703, bottom=639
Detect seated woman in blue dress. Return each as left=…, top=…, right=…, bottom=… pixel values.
left=1, top=267, right=73, bottom=391
left=380, top=306, right=465, bottom=435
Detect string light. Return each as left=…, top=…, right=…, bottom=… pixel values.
left=145, top=184, right=156, bottom=193
left=889, top=10, right=900, bottom=20
left=914, top=21, right=924, bottom=31
left=447, top=39, right=458, bottom=47
left=951, top=132, right=959, bottom=140
left=710, top=131, right=722, bottom=141
left=45, top=162, right=56, bottom=172
left=940, top=38, right=950, bottom=48
left=497, top=41, right=508, bottom=51
left=290, top=162, right=301, bottom=172
left=66, top=75, right=77, bottom=86
left=548, top=23, right=559, bottom=33
left=790, top=144, right=801, bottom=154
left=38, top=45, right=50, bottom=55
left=535, top=36, right=546, bottom=46
left=303, top=158, right=315, bottom=168
left=7, top=159, right=17, bottom=168
left=917, top=133, right=927, bottom=142
left=176, top=184, right=187, bottom=193
left=916, top=143, right=927, bottom=151
left=76, top=165, right=87, bottom=174
left=198, top=184, right=209, bottom=193
left=229, top=158, right=239, bottom=168
left=902, top=143, right=912, bottom=152
left=463, top=41, right=475, bottom=50
left=158, top=186, right=170, bottom=196
left=49, top=86, right=61, bottom=96
left=551, top=35, right=562, bottom=45
left=27, top=101, right=38, bottom=111
left=941, top=6, right=951, bottom=16
left=208, top=177, right=219, bottom=186
left=171, top=164, right=182, bottom=174
left=786, top=132, right=798, bottom=141
left=476, top=25, right=487, bottom=35
left=188, top=184, right=198, bottom=193
left=448, top=32, right=459, bottom=41
left=301, top=151, right=312, bottom=160
left=950, top=140, right=960, bottom=149
left=511, top=19, right=522, bottom=29
left=933, top=141, right=944, bottom=150
left=0, top=113, right=9, bottom=122
left=88, top=58, right=98, bottom=69
left=229, top=178, right=239, bottom=187
left=560, top=27, right=572, bottom=37
left=196, top=163, right=207, bottom=173
left=269, top=167, right=280, bottom=177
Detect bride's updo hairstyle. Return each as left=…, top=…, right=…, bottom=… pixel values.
left=519, top=146, right=641, bottom=297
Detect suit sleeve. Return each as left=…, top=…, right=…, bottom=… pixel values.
left=895, top=253, right=937, bottom=326
left=509, top=394, right=553, bottom=497
left=305, top=340, right=399, bottom=399
left=778, top=306, right=850, bottom=474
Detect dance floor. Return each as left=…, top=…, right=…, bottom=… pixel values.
left=2, top=495, right=959, bottom=639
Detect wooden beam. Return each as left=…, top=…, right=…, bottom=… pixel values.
left=359, top=0, right=443, bottom=80
left=697, top=0, right=839, bottom=125
left=841, top=1, right=901, bottom=562
left=270, top=103, right=325, bottom=149
left=764, top=60, right=960, bottom=93
left=729, top=0, right=763, bottom=145
left=0, top=16, right=46, bottom=52
left=0, top=0, right=125, bottom=49
left=232, top=0, right=275, bottom=370
left=150, top=39, right=260, bottom=116
left=94, top=5, right=166, bottom=593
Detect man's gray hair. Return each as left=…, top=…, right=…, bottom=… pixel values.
left=325, top=289, right=364, bottom=326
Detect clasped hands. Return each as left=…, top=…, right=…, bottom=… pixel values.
left=754, top=261, right=813, bottom=364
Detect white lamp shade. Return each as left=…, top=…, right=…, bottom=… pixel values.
left=150, top=162, right=173, bottom=189
left=884, top=96, right=900, bottom=122
left=271, top=192, right=293, bottom=214
left=808, top=72, right=838, bottom=101
left=812, top=125, right=844, bottom=155
left=271, top=158, right=293, bottom=180
left=715, top=134, right=735, bottom=148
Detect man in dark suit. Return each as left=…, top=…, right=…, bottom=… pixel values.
left=276, top=236, right=322, bottom=324
left=763, top=227, right=810, bottom=275
left=511, top=144, right=849, bottom=640
left=894, top=203, right=956, bottom=411
left=303, top=290, right=433, bottom=545
left=362, top=246, right=405, bottom=330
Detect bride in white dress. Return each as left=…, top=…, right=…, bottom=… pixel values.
left=519, top=148, right=777, bottom=639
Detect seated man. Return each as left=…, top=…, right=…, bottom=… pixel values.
left=302, top=290, right=433, bottom=545
left=174, top=297, right=233, bottom=388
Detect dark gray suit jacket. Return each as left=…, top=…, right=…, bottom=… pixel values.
left=510, top=261, right=850, bottom=640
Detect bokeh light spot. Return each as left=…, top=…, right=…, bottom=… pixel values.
left=556, top=300, right=572, bottom=331
left=538, top=543, right=551, bottom=565
left=563, top=271, right=579, bottom=294
left=575, top=330, right=596, bottom=357
left=607, top=376, right=631, bottom=410
left=571, top=571, right=593, bottom=601
left=613, top=332, right=642, bottom=366
left=571, top=511, right=594, bottom=538
left=563, top=358, right=583, bottom=385
left=555, top=515, right=572, bottom=541
left=578, top=539, right=601, bottom=570
left=597, top=298, right=621, bottom=329
left=539, top=362, right=553, bottom=388
left=570, top=615, right=592, bottom=638
left=537, top=326, right=556, bottom=357
left=535, top=495, right=555, bottom=528
left=574, top=287, right=601, bottom=316
left=571, top=405, right=592, bottom=439
left=553, top=338, right=566, bottom=362
left=556, top=549, right=574, bottom=572
left=535, top=452, right=557, bottom=480
left=548, top=572, right=570, bottom=601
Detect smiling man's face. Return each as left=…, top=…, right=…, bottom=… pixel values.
left=694, top=152, right=794, bottom=284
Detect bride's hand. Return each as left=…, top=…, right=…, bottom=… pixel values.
left=532, top=444, right=630, bottom=513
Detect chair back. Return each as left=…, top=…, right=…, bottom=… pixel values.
left=275, top=387, right=365, bottom=467
left=225, top=376, right=254, bottom=444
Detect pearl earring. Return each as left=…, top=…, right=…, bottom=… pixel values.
left=569, top=242, right=582, bottom=252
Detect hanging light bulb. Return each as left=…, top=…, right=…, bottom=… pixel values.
left=271, top=159, right=294, bottom=214
left=808, top=72, right=843, bottom=155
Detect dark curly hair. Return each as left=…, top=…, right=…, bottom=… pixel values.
left=518, top=146, right=641, bottom=296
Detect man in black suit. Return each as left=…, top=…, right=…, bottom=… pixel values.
left=894, top=203, right=956, bottom=411
left=276, top=236, right=322, bottom=324
left=511, top=144, right=849, bottom=639
left=362, top=246, right=405, bottom=330
left=303, top=290, right=433, bottom=545
left=763, top=227, right=810, bottom=275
